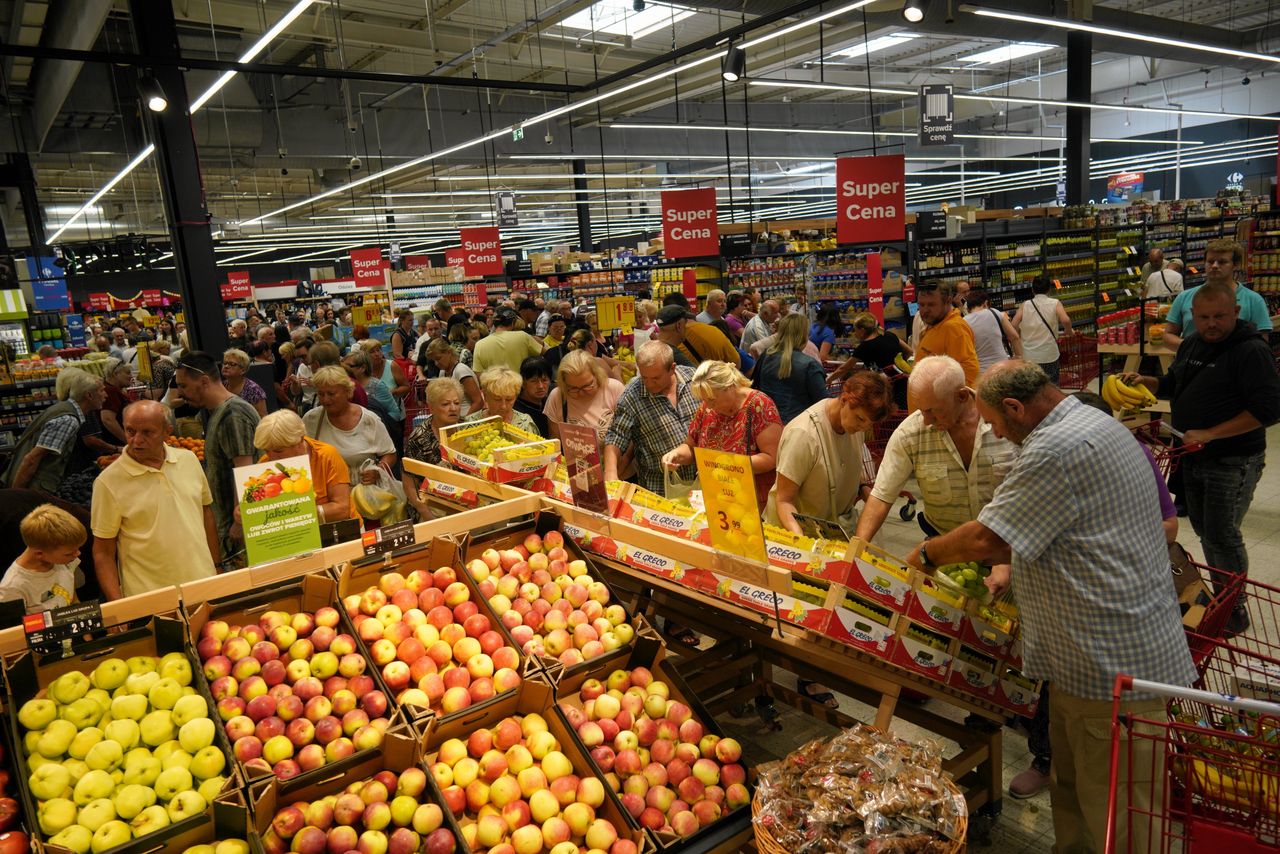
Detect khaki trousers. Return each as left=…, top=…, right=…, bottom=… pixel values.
left=1049, top=686, right=1167, bottom=854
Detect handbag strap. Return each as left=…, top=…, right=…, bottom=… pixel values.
left=1028, top=297, right=1055, bottom=335
left=989, top=308, right=1012, bottom=354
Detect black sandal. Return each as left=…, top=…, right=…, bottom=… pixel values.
left=798, top=679, right=839, bottom=709
left=667, top=624, right=702, bottom=647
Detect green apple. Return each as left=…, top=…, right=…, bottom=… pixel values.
left=158, top=653, right=193, bottom=686
left=189, top=746, right=225, bottom=781
left=77, top=798, right=118, bottom=832
left=28, top=761, right=72, bottom=800
left=92, top=659, right=129, bottom=691
left=166, top=789, right=206, bottom=822
left=24, top=729, right=43, bottom=755
left=36, top=719, right=79, bottom=758
left=85, top=739, right=125, bottom=772
left=91, top=819, right=132, bottom=852
left=178, top=718, right=215, bottom=753
left=104, top=719, right=141, bottom=752
left=161, top=749, right=192, bottom=771
left=110, top=694, right=148, bottom=722
left=123, top=747, right=153, bottom=768
left=152, top=740, right=182, bottom=761
left=73, top=769, right=116, bottom=806
left=139, top=710, right=175, bottom=747
left=49, top=671, right=92, bottom=705
left=153, top=766, right=192, bottom=802
left=113, top=783, right=156, bottom=820
left=68, top=727, right=104, bottom=760
left=124, top=671, right=160, bottom=697
left=64, top=758, right=90, bottom=786
left=129, top=804, right=170, bottom=838
left=171, top=694, right=208, bottom=728
left=121, top=756, right=162, bottom=788
left=37, top=797, right=79, bottom=835
left=126, top=655, right=157, bottom=675
left=148, top=678, right=183, bottom=711
left=85, top=688, right=113, bottom=712
left=49, top=824, right=94, bottom=854
left=213, top=841, right=250, bottom=854
left=196, top=775, right=226, bottom=803
left=62, top=697, right=105, bottom=729
left=18, top=697, right=58, bottom=731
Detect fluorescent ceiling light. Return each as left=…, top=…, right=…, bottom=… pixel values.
left=561, top=0, right=695, bottom=40
left=833, top=33, right=918, bottom=59
left=740, top=0, right=874, bottom=49
left=959, top=42, right=1053, bottom=64
left=48, top=145, right=155, bottom=242
left=960, top=5, right=1280, bottom=65
left=507, top=153, right=1062, bottom=162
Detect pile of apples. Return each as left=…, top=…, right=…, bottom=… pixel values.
left=262, top=768, right=456, bottom=854
left=466, top=531, right=635, bottom=668
left=194, top=608, right=392, bottom=781
left=16, top=654, right=231, bottom=854
left=0, top=736, right=25, bottom=853
left=430, top=712, right=636, bottom=854
left=562, top=668, right=749, bottom=838
left=343, top=567, right=522, bottom=716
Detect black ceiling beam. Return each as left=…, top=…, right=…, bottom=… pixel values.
left=0, top=43, right=578, bottom=94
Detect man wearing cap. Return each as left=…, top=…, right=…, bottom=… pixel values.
left=473, top=307, right=543, bottom=375
left=658, top=295, right=741, bottom=368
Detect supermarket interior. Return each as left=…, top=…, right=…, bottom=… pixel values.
left=1, top=1, right=1280, bottom=853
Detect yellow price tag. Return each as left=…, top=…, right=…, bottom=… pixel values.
left=352, top=304, right=383, bottom=326
left=595, top=296, right=635, bottom=334
left=694, top=447, right=767, bottom=563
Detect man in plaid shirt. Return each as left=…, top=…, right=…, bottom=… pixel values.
left=603, top=341, right=698, bottom=494
left=908, top=361, right=1194, bottom=854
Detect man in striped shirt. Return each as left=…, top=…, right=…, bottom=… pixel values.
left=908, top=361, right=1195, bottom=854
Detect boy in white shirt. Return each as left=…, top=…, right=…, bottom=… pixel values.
left=0, top=504, right=85, bottom=613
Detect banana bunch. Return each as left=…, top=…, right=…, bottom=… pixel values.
left=1174, top=755, right=1280, bottom=810
left=894, top=353, right=913, bottom=374
left=1101, top=374, right=1156, bottom=411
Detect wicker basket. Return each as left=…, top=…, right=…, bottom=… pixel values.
left=750, top=788, right=968, bottom=854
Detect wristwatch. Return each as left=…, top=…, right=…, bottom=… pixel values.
left=919, top=538, right=934, bottom=568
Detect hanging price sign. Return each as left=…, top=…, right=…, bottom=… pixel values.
left=694, top=447, right=767, bottom=563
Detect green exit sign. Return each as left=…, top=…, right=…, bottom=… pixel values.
left=512, top=126, right=524, bottom=141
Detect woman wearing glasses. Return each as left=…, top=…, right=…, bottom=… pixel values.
left=543, top=350, right=625, bottom=444
left=220, top=349, right=268, bottom=418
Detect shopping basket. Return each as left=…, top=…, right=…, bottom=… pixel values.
left=1058, top=332, right=1099, bottom=390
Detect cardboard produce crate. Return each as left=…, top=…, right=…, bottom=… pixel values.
left=993, top=665, right=1041, bottom=717
left=184, top=572, right=411, bottom=797
left=5, top=616, right=238, bottom=854
left=902, top=574, right=967, bottom=639
left=946, top=645, right=1001, bottom=701
left=560, top=523, right=718, bottom=594
left=823, top=588, right=898, bottom=656
left=614, top=487, right=709, bottom=544
left=440, top=417, right=560, bottom=484
left=843, top=542, right=913, bottom=609
left=887, top=619, right=955, bottom=681
left=707, top=570, right=833, bottom=634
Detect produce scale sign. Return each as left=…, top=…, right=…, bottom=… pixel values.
left=693, top=447, right=767, bottom=563
left=233, top=455, right=321, bottom=566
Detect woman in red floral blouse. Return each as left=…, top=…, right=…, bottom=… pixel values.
left=661, top=360, right=783, bottom=509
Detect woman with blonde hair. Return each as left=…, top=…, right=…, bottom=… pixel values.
left=401, top=377, right=465, bottom=520
left=220, top=348, right=268, bottom=417
left=565, top=326, right=622, bottom=381
left=254, top=410, right=351, bottom=523
left=302, top=366, right=396, bottom=486
left=465, top=367, right=539, bottom=434
left=661, top=360, right=782, bottom=509
left=543, top=349, right=625, bottom=444
left=755, top=313, right=827, bottom=423
left=424, top=337, right=482, bottom=416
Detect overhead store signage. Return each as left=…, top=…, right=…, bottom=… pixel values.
left=221, top=271, right=252, bottom=301
left=918, top=84, right=955, bottom=146
left=661, top=188, right=718, bottom=259
left=87, top=293, right=111, bottom=311
left=915, top=210, right=946, bottom=239
left=495, top=192, right=518, bottom=227
left=350, top=247, right=387, bottom=288
left=836, top=154, right=905, bottom=245
left=595, top=296, right=635, bottom=334
left=26, top=256, right=70, bottom=311
left=445, top=249, right=466, bottom=269
left=459, top=227, right=504, bottom=276
left=1106, top=172, right=1144, bottom=203
left=405, top=255, right=431, bottom=271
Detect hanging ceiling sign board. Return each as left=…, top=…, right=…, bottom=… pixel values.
left=915, top=211, right=947, bottom=240
left=445, top=249, right=467, bottom=269
left=661, top=188, right=718, bottom=259
left=918, top=84, right=954, bottom=146
left=405, top=255, right=431, bottom=271
left=221, top=271, right=252, bottom=301
left=459, top=227, right=504, bottom=276
left=866, top=253, right=884, bottom=325
left=595, top=296, right=635, bottom=334
left=836, top=155, right=905, bottom=245
left=495, top=192, right=519, bottom=227
left=350, top=247, right=387, bottom=288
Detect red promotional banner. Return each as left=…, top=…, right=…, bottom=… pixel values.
left=682, top=269, right=698, bottom=300
left=350, top=247, right=387, bottom=288
left=459, top=227, right=503, bottom=276
left=661, top=188, right=718, bottom=259
left=836, top=155, right=905, bottom=245
left=220, top=283, right=252, bottom=301
left=141, top=290, right=162, bottom=306
left=445, top=249, right=466, bottom=269
left=228, top=270, right=250, bottom=288
left=867, top=253, right=884, bottom=325
left=87, top=293, right=110, bottom=310
left=405, top=255, right=431, bottom=271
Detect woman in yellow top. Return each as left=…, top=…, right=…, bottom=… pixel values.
left=254, top=410, right=352, bottom=523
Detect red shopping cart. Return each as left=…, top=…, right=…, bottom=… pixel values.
left=1132, top=419, right=1204, bottom=479
left=1059, top=332, right=1099, bottom=391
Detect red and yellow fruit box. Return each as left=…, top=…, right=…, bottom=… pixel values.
left=824, top=589, right=897, bottom=656
left=419, top=478, right=480, bottom=508
left=959, top=599, right=1018, bottom=658
left=888, top=619, right=955, bottom=681
left=903, top=573, right=967, bottom=638
left=560, top=522, right=717, bottom=594
left=708, top=572, right=832, bottom=633
left=845, top=542, right=913, bottom=609
left=759, top=524, right=847, bottom=583
left=618, top=485, right=710, bottom=543
left=993, top=665, right=1041, bottom=716
left=439, top=416, right=561, bottom=483
left=947, top=645, right=1001, bottom=700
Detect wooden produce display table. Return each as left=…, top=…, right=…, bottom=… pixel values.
left=1097, top=342, right=1177, bottom=373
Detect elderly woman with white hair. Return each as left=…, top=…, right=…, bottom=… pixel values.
left=465, top=367, right=539, bottom=434
left=254, top=409, right=351, bottom=523
left=220, top=348, right=268, bottom=417
left=543, top=349, right=625, bottom=444
left=660, top=360, right=782, bottom=510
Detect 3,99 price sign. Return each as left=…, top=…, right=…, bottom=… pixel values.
left=694, top=447, right=767, bottom=563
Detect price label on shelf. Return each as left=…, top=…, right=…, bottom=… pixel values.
left=1053, top=279, right=1062, bottom=289
left=24, top=601, right=104, bottom=656
left=362, top=520, right=415, bottom=557
left=1102, top=292, right=1111, bottom=303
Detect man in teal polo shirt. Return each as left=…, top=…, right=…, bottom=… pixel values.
left=1162, top=238, right=1271, bottom=348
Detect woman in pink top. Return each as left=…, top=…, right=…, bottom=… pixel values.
left=544, top=350, right=625, bottom=445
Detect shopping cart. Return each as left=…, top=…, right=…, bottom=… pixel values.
left=1058, top=332, right=1099, bottom=391
left=1132, top=419, right=1203, bottom=479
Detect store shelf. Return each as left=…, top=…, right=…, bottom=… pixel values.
left=0, top=398, right=55, bottom=414
left=0, top=377, right=57, bottom=391
left=1044, top=249, right=1097, bottom=263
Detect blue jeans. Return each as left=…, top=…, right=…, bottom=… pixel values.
left=1181, top=452, right=1265, bottom=583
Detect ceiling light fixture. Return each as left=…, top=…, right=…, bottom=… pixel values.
left=958, top=4, right=1280, bottom=65
left=740, top=0, right=874, bottom=49
left=138, top=76, right=167, bottom=112
left=722, top=43, right=747, bottom=82
left=902, top=0, right=928, bottom=23
left=832, top=33, right=918, bottom=59
left=958, top=42, right=1053, bottom=64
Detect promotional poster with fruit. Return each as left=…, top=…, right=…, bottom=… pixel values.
left=693, top=448, right=767, bottom=563
left=233, top=455, right=322, bottom=565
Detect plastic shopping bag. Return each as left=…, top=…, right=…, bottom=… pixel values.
left=663, top=468, right=700, bottom=504
left=351, top=459, right=408, bottom=525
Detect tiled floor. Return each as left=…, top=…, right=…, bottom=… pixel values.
left=703, top=423, right=1280, bottom=853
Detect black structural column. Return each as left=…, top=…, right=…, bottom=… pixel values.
left=10, top=154, right=46, bottom=252
left=128, top=0, right=227, bottom=355
left=572, top=158, right=592, bottom=253
left=1064, top=30, right=1092, bottom=206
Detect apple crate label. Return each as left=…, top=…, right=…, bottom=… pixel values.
left=661, top=188, right=719, bottom=259
left=349, top=247, right=387, bottom=288
left=694, top=447, right=767, bottom=564
left=836, top=155, right=905, bottom=245
left=234, top=454, right=322, bottom=566
left=459, top=227, right=504, bottom=276
left=24, top=601, right=104, bottom=655
left=362, top=519, right=415, bottom=557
